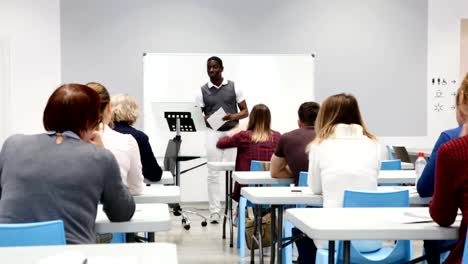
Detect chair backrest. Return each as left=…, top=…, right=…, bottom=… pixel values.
left=392, top=146, right=411, bottom=163
left=250, top=160, right=270, bottom=171
left=0, top=220, right=66, bottom=247
left=386, top=145, right=395, bottom=160
left=298, top=171, right=308, bottom=187
left=381, top=159, right=402, bottom=170
left=343, top=190, right=409, bottom=208
left=163, top=137, right=181, bottom=176
left=340, top=190, right=411, bottom=259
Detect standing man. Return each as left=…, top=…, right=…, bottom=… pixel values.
left=195, top=56, right=249, bottom=223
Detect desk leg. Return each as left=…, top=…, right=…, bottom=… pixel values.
left=328, top=240, right=335, bottom=264
left=277, top=206, right=283, bottom=264
left=229, top=171, right=233, bottom=247
left=251, top=204, right=259, bottom=264
left=258, top=204, right=264, bottom=264
left=343, top=240, right=350, bottom=264
left=175, top=160, right=180, bottom=186
left=148, top=232, right=155, bottom=242
left=270, top=206, right=276, bottom=264
left=223, top=171, right=228, bottom=240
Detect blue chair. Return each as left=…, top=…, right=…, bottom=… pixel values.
left=0, top=220, right=66, bottom=246
left=283, top=171, right=311, bottom=264
left=315, top=190, right=412, bottom=264
left=111, top=233, right=126, bottom=243
left=380, top=159, right=402, bottom=170
left=463, top=230, right=468, bottom=264
left=237, top=160, right=272, bottom=257
left=380, top=159, right=402, bottom=187
left=386, top=145, right=395, bottom=160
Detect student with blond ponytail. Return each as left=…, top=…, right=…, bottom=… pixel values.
left=217, top=104, right=281, bottom=201
left=307, top=93, right=387, bottom=252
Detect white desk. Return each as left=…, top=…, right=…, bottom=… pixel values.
left=401, top=162, right=414, bottom=170
left=241, top=186, right=430, bottom=263
left=233, top=170, right=416, bottom=185
left=207, top=161, right=236, bottom=247
left=207, top=161, right=235, bottom=171
left=133, top=185, right=180, bottom=204
left=285, top=207, right=459, bottom=264
left=241, top=186, right=429, bottom=207
left=0, top=242, right=178, bottom=264
left=378, top=170, right=416, bottom=184
left=144, top=171, right=174, bottom=185
left=96, top=203, right=171, bottom=234
left=232, top=171, right=294, bottom=185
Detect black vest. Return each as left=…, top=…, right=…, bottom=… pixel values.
left=201, top=80, right=239, bottom=131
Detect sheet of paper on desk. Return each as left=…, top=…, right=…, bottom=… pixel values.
left=399, top=211, right=433, bottom=223
left=87, top=256, right=139, bottom=264
left=399, top=210, right=462, bottom=224
left=37, top=251, right=85, bottom=264
left=207, top=107, right=227, bottom=131
left=37, top=252, right=139, bottom=264
left=389, top=186, right=418, bottom=194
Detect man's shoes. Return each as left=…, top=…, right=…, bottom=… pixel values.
left=210, top=213, right=221, bottom=224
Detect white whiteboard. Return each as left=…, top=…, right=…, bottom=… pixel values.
left=143, top=53, right=315, bottom=157
left=0, top=39, right=11, bottom=146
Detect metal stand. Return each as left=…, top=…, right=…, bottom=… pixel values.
left=164, top=115, right=208, bottom=230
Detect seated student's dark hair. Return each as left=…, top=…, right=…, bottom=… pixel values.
left=298, top=101, right=320, bottom=126
left=43, top=83, right=101, bottom=136
left=207, top=56, right=223, bottom=68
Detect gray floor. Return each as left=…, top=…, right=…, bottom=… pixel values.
left=154, top=202, right=424, bottom=264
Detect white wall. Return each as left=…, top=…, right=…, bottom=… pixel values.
left=0, top=0, right=61, bottom=145
left=382, top=0, right=468, bottom=148
left=0, top=39, right=11, bottom=145
left=61, top=0, right=428, bottom=137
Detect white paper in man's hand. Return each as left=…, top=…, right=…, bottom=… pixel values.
left=207, top=107, right=227, bottom=131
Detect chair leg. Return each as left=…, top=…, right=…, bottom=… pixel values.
left=283, top=220, right=293, bottom=264
left=239, top=196, right=247, bottom=258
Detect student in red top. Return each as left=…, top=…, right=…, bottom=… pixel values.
left=430, top=75, right=468, bottom=264
left=217, top=104, right=281, bottom=201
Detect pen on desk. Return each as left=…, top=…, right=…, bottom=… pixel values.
left=291, top=189, right=302, bottom=192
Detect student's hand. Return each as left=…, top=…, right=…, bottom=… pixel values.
left=88, top=131, right=104, bottom=148
left=223, top=113, right=234, bottom=121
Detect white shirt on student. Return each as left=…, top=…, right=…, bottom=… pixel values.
left=102, top=125, right=145, bottom=195
left=308, top=124, right=387, bottom=251
left=308, top=124, right=387, bottom=208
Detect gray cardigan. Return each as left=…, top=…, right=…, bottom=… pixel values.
left=0, top=133, right=136, bottom=244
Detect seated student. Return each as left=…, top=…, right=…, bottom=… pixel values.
left=111, top=93, right=163, bottom=182
left=270, top=101, right=320, bottom=264
left=87, top=82, right=145, bottom=195
left=270, top=101, right=320, bottom=184
left=217, top=104, right=281, bottom=202
left=308, top=93, right=387, bottom=250
left=418, top=74, right=468, bottom=262
left=429, top=79, right=468, bottom=264
left=0, top=84, right=135, bottom=244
